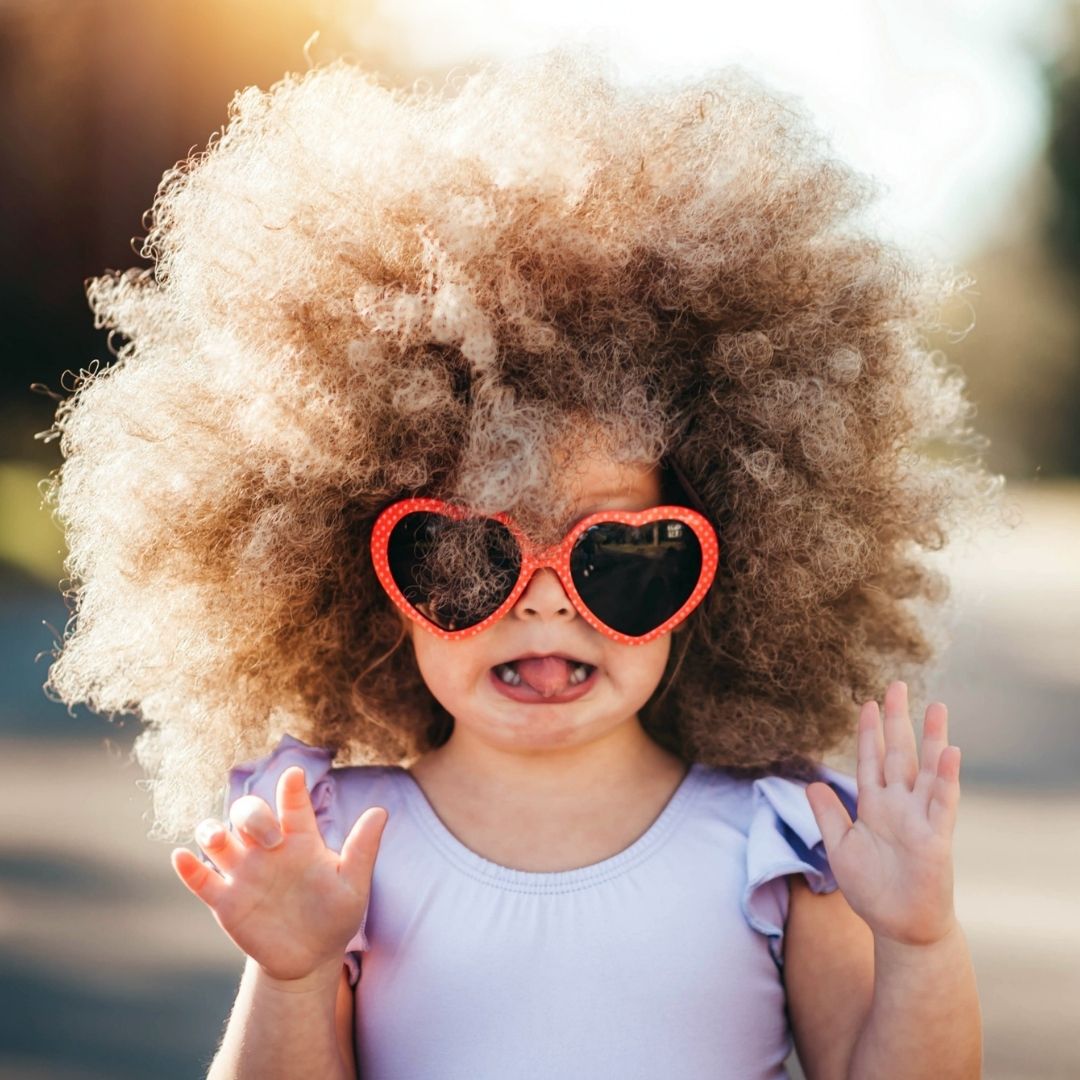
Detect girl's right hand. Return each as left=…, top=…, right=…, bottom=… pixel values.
left=170, top=766, right=387, bottom=984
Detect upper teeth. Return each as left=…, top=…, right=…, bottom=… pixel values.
left=497, top=664, right=522, bottom=686
left=495, top=662, right=592, bottom=687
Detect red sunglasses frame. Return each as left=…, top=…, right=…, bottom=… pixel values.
left=370, top=497, right=719, bottom=645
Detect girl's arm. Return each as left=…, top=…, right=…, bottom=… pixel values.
left=207, top=957, right=355, bottom=1080
left=850, top=918, right=980, bottom=1079
left=793, top=681, right=982, bottom=1080
left=785, top=878, right=981, bottom=1079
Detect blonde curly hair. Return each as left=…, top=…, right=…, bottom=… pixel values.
left=41, top=46, right=1002, bottom=840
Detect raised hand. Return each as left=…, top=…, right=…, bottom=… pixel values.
left=171, top=766, right=387, bottom=982
left=804, top=681, right=961, bottom=947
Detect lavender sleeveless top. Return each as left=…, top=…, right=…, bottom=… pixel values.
left=220, top=734, right=858, bottom=1079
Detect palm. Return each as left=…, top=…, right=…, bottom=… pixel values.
left=805, top=682, right=961, bottom=946
left=207, top=829, right=371, bottom=979
left=171, top=766, right=387, bottom=981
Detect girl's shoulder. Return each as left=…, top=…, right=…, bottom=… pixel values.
left=220, top=732, right=411, bottom=853
left=693, top=757, right=858, bottom=847
left=688, top=759, right=859, bottom=966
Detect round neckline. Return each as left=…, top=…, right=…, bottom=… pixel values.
left=391, top=762, right=704, bottom=894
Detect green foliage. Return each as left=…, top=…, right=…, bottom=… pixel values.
left=0, top=461, right=65, bottom=587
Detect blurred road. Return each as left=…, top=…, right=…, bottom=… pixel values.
left=0, top=483, right=1076, bottom=1079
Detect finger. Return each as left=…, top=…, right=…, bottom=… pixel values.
left=928, top=745, right=962, bottom=836
left=194, top=817, right=246, bottom=875
left=856, top=699, right=885, bottom=789
left=339, top=806, right=389, bottom=897
left=172, top=846, right=227, bottom=907
left=914, top=701, right=949, bottom=810
left=805, top=782, right=853, bottom=856
left=882, top=681, right=918, bottom=789
left=229, top=794, right=284, bottom=850
left=276, top=766, right=320, bottom=836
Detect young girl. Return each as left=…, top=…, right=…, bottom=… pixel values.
left=42, top=45, right=994, bottom=1078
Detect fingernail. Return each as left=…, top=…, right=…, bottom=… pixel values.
left=259, top=827, right=283, bottom=848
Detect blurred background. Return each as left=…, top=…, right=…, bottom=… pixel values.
left=1, top=1, right=1077, bottom=1077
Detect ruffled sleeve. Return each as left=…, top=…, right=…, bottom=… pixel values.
left=741, top=763, right=858, bottom=969
left=200, top=733, right=371, bottom=966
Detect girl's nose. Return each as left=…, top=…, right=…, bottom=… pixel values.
left=511, top=567, right=576, bottom=624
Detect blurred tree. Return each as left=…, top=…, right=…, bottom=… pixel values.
left=1040, top=1, right=1080, bottom=474
left=940, top=214, right=1078, bottom=480
left=1045, top=4, right=1080, bottom=271
left=0, top=0, right=386, bottom=468
left=941, top=4, right=1080, bottom=481
left=0, top=0, right=403, bottom=583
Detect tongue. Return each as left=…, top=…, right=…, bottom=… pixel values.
left=514, top=657, right=575, bottom=696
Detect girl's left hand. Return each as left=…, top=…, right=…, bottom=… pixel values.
left=805, top=681, right=961, bottom=947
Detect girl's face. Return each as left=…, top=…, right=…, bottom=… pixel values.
left=404, top=455, right=673, bottom=755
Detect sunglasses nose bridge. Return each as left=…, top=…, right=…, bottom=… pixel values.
left=512, top=562, right=579, bottom=622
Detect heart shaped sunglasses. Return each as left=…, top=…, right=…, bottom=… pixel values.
left=370, top=498, right=719, bottom=644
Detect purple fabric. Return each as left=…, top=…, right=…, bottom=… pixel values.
left=210, top=733, right=858, bottom=1079
left=744, top=765, right=860, bottom=966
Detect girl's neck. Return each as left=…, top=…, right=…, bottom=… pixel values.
left=405, top=717, right=690, bottom=874
left=408, top=716, right=686, bottom=814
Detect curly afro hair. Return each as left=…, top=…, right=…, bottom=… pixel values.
left=41, top=45, right=1002, bottom=840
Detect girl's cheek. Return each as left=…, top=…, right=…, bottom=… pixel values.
left=604, top=636, right=671, bottom=690
left=409, top=630, right=487, bottom=693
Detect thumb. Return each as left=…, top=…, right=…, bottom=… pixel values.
left=805, top=781, right=853, bottom=855
left=339, top=806, right=388, bottom=897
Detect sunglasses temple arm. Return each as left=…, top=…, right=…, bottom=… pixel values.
left=666, top=455, right=713, bottom=520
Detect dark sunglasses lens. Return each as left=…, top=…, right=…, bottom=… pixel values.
left=386, top=512, right=521, bottom=631
left=569, top=520, right=703, bottom=636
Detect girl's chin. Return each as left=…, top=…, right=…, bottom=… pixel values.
left=487, top=665, right=599, bottom=705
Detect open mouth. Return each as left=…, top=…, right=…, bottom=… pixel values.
left=490, top=655, right=598, bottom=700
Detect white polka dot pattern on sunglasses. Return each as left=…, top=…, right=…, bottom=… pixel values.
left=370, top=498, right=719, bottom=644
